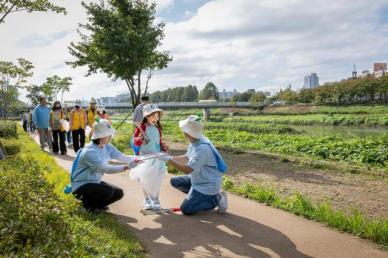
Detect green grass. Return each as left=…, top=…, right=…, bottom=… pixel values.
left=110, top=121, right=388, bottom=171
left=160, top=121, right=388, bottom=170
left=0, top=126, right=145, bottom=257
left=223, top=113, right=388, bottom=126
left=204, top=122, right=301, bottom=135
left=264, top=104, right=388, bottom=115
left=222, top=177, right=388, bottom=248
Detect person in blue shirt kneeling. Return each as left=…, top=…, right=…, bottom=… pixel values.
left=160, top=115, right=228, bottom=215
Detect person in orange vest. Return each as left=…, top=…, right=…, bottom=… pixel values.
left=50, top=101, right=67, bottom=155
left=86, top=99, right=98, bottom=139
left=69, top=103, right=87, bottom=152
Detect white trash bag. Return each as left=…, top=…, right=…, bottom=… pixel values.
left=60, top=119, right=70, bottom=132
left=130, top=158, right=167, bottom=199
left=85, top=125, right=91, bottom=137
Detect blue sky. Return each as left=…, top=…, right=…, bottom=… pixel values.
left=2, top=0, right=388, bottom=102
left=157, top=0, right=209, bottom=22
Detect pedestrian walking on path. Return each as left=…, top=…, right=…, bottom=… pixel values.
left=32, top=95, right=53, bottom=151
left=86, top=98, right=98, bottom=139
left=69, top=103, right=87, bottom=153
left=50, top=101, right=67, bottom=155
left=132, top=95, right=150, bottom=127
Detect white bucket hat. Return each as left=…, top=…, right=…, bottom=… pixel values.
left=179, top=115, right=204, bottom=139
left=91, top=119, right=116, bottom=140
left=143, top=103, right=163, bottom=117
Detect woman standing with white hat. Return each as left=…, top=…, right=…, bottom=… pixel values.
left=70, top=118, right=140, bottom=211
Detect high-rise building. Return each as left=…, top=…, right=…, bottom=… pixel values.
left=303, top=73, right=319, bottom=89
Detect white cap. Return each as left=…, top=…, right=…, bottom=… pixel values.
left=91, top=119, right=115, bottom=140
left=143, top=103, right=163, bottom=117
left=179, top=115, right=204, bottom=139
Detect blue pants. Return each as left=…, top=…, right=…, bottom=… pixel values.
left=66, top=130, right=72, bottom=144
left=170, top=175, right=219, bottom=215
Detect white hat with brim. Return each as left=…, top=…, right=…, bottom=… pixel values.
left=91, top=119, right=116, bottom=140
left=143, top=103, right=163, bottom=117
left=179, top=115, right=204, bottom=139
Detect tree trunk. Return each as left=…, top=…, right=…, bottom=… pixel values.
left=125, top=78, right=137, bottom=109
left=144, top=68, right=152, bottom=95
left=137, top=70, right=141, bottom=106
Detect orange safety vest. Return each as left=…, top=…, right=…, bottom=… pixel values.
left=50, top=110, right=65, bottom=132
left=87, top=107, right=97, bottom=127
left=71, top=109, right=86, bottom=130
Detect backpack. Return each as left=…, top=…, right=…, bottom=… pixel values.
left=199, top=139, right=228, bottom=173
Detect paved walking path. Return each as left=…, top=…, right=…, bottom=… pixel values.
left=33, top=134, right=387, bottom=258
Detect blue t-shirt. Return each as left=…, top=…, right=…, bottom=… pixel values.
left=71, top=142, right=123, bottom=191
left=140, top=125, right=161, bottom=155
left=185, top=137, right=223, bottom=195
left=32, top=105, right=50, bottom=129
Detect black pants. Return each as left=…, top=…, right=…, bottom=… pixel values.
left=72, top=128, right=85, bottom=153
left=73, top=181, right=124, bottom=210
left=52, top=130, right=67, bottom=154
left=22, top=121, right=27, bottom=131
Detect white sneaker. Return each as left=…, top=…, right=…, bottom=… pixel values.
left=152, top=199, right=161, bottom=211
left=144, top=197, right=153, bottom=210
left=217, top=191, right=228, bottom=214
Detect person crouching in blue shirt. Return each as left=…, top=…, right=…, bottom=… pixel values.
left=71, top=118, right=140, bottom=211
left=160, top=115, right=228, bottom=215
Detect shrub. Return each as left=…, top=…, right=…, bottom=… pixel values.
left=0, top=121, right=17, bottom=138
left=0, top=138, right=21, bottom=155
left=0, top=157, right=75, bottom=256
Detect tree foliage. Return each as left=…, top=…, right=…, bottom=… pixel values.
left=25, top=75, right=72, bottom=105
left=0, top=0, right=66, bottom=24
left=0, top=58, right=33, bottom=120
left=199, top=82, right=219, bottom=100
left=150, top=85, right=198, bottom=102
left=67, top=0, right=171, bottom=108
left=273, top=76, right=388, bottom=105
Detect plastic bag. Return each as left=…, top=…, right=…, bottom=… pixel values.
left=129, top=158, right=167, bottom=199
left=60, top=119, right=70, bottom=132
left=85, top=125, right=91, bottom=137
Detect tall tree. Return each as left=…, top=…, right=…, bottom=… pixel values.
left=67, top=0, right=172, bottom=108
left=0, top=58, right=33, bottom=120
left=249, top=91, right=266, bottom=104
left=25, top=84, right=42, bottom=105
left=199, top=82, right=219, bottom=100
left=45, top=75, right=72, bottom=103
left=0, top=0, right=66, bottom=24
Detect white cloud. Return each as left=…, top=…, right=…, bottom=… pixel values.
left=2, top=0, right=388, bottom=103
left=149, top=0, right=388, bottom=93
